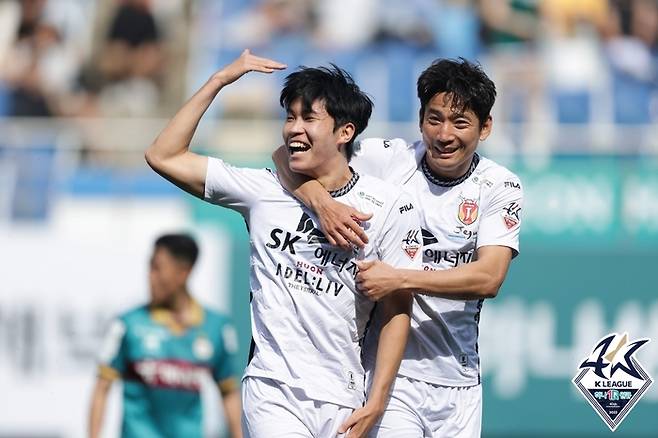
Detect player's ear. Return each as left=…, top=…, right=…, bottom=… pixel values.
left=338, top=122, right=355, bottom=146
left=479, top=115, right=493, bottom=141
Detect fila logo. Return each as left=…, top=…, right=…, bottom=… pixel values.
left=504, top=181, right=521, bottom=189
left=399, top=203, right=414, bottom=214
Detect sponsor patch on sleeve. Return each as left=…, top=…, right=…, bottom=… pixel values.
left=401, top=229, right=421, bottom=259
left=501, top=201, right=522, bottom=229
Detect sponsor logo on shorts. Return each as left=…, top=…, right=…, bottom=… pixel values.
left=458, top=199, right=478, bottom=225
left=573, top=333, right=653, bottom=431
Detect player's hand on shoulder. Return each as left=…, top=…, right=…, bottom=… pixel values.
left=316, top=198, right=372, bottom=250
left=211, top=49, right=287, bottom=87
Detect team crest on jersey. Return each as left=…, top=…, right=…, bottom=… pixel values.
left=458, top=199, right=478, bottom=225
left=193, top=336, right=214, bottom=360
left=573, top=333, right=653, bottom=431
left=401, top=229, right=421, bottom=259
left=143, top=333, right=162, bottom=352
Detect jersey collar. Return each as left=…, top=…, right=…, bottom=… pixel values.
left=150, top=298, right=204, bottom=334
left=421, top=153, right=480, bottom=187
left=329, top=166, right=360, bottom=198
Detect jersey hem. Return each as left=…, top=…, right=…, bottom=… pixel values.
left=242, top=371, right=363, bottom=409
left=397, top=367, right=480, bottom=388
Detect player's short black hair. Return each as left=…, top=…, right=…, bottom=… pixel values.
left=154, top=233, right=199, bottom=267
left=280, top=65, right=373, bottom=160
left=417, top=58, right=496, bottom=127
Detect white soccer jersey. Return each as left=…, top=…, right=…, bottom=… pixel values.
left=204, top=157, right=422, bottom=408
left=355, top=138, right=523, bottom=387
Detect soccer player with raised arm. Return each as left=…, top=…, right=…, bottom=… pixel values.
left=144, top=50, right=422, bottom=438
left=273, top=59, right=524, bottom=437
left=89, top=234, right=242, bottom=438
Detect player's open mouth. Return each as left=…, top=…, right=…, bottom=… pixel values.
left=433, top=146, right=458, bottom=156
left=288, top=141, right=311, bottom=154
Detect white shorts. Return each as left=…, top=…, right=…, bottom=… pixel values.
left=367, top=373, right=482, bottom=438
left=241, top=376, right=354, bottom=438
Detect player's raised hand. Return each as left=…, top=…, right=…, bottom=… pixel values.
left=211, top=49, right=286, bottom=87
left=315, top=197, right=372, bottom=250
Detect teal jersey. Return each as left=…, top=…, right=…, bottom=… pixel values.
left=98, top=301, right=239, bottom=438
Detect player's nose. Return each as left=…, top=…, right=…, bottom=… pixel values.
left=435, top=123, right=456, bottom=143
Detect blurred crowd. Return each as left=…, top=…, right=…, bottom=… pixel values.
left=208, top=0, right=658, bottom=127
left=0, top=0, right=656, bottom=222
left=0, top=0, right=656, bottom=125
left=0, top=0, right=189, bottom=118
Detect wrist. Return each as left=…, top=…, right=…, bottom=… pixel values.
left=399, top=269, right=414, bottom=292
left=364, top=394, right=386, bottom=414
left=307, top=190, right=332, bottom=214
left=208, top=74, right=228, bottom=90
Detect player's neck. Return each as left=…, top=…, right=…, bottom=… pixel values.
left=315, top=159, right=353, bottom=193
left=168, top=290, right=192, bottom=314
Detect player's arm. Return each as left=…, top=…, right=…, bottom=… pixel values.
left=339, top=292, right=412, bottom=438
left=272, top=145, right=372, bottom=249
left=358, top=179, right=523, bottom=301
left=339, top=192, right=420, bottom=437
left=89, top=319, right=127, bottom=438
left=218, top=378, right=242, bottom=438
left=88, top=375, right=113, bottom=438
left=358, top=245, right=513, bottom=301
left=213, top=321, right=242, bottom=437
left=145, top=49, right=286, bottom=198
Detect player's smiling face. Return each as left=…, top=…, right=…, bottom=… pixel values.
left=283, top=98, right=351, bottom=179
left=421, top=92, right=492, bottom=179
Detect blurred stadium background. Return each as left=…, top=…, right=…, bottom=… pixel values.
left=0, top=0, right=657, bottom=437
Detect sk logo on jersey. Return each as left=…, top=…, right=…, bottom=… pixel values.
left=573, top=333, right=653, bottom=431
left=296, top=212, right=330, bottom=245
left=421, top=228, right=438, bottom=246
left=458, top=199, right=478, bottom=225
left=401, top=229, right=421, bottom=259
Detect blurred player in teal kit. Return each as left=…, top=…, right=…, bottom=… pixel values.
left=88, top=234, right=242, bottom=438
